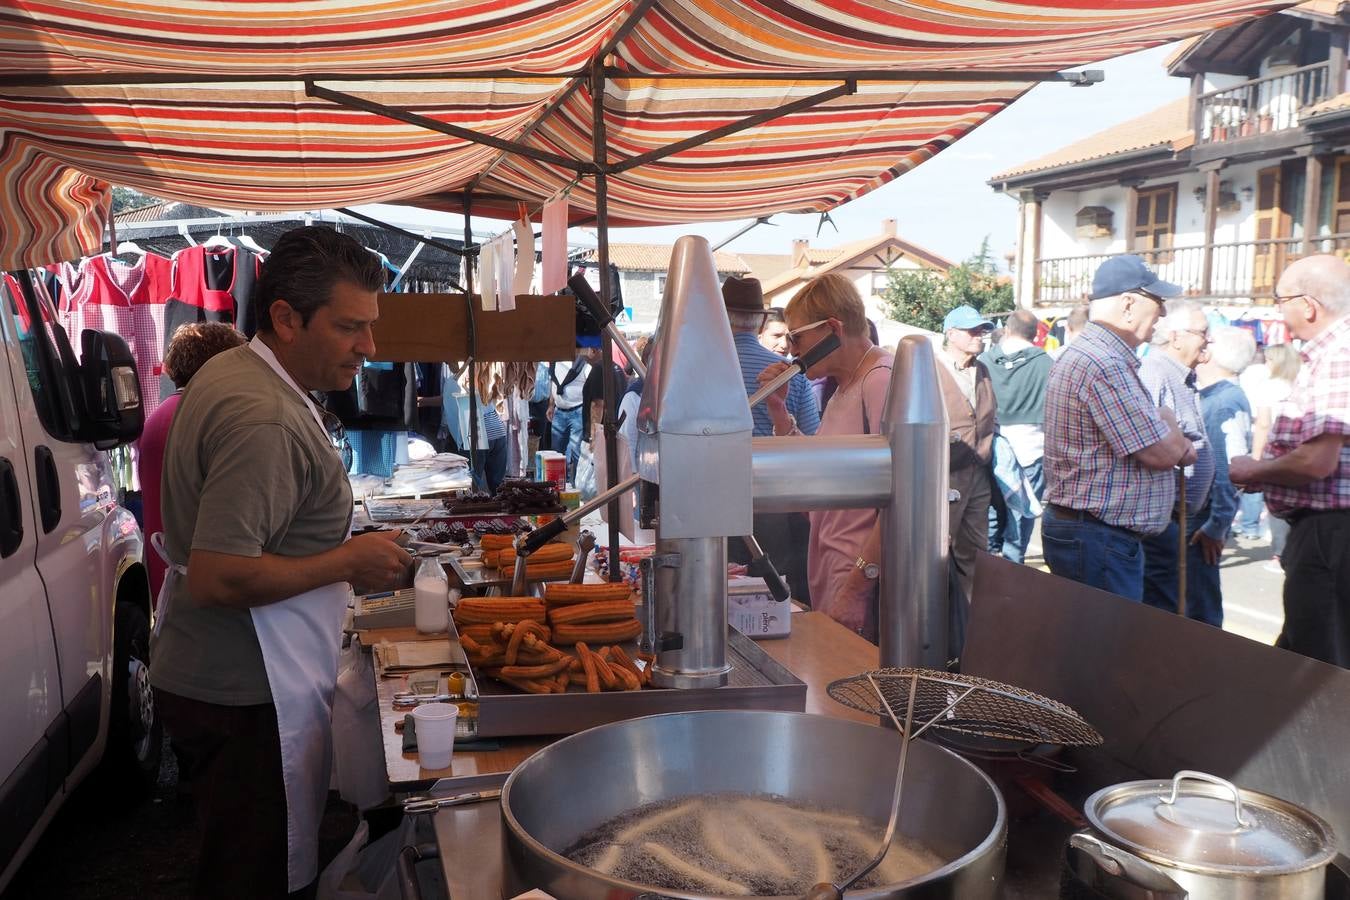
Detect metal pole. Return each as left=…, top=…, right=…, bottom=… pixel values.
left=879, top=336, right=950, bottom=669
left=1177, top=472, right=1188, bottom=618
left=592, top=64, right=622, bottom=582
left=463, top=189, right=479, bottom=481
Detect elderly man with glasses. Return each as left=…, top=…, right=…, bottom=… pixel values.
left=1041, top=255, right=1198, bottom=602
left=1229, top=254, right=1350, bottom=667
left=1138, top=298, right=1219, bottom=622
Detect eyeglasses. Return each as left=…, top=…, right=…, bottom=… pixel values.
left=1273, top=293, right=1311, bottom=307
left=1133, top=289, right=1167, bottom=307
left=1179, top=327, right=1210, bottom=342
left=786, top=319, right=829, bottom=347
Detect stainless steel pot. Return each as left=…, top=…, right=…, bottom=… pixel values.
left=1071, top=770, right=1338, bottom=900
left=500, top=710, right=1006, bottom=899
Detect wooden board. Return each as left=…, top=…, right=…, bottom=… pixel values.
left=369, top=293, right=574, bottom=363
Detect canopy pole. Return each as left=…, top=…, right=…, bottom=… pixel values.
left=463, top=188, right=480, bottom=482
left=591, top=63, right=623, bottom=582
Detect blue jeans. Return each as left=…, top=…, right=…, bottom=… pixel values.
left=1041, top=513, right=1146, bottom=602
left=987, top=458, right=1045, bottom=565
left=1237, top=492, right=1264, bottom=536
left=472, top=436, right=508, bottom=493
left=550, top=406, right=584, bottom=483
left=1141, top=503, right=1223, bottom=627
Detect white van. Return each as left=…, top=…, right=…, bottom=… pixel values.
left=0, top=270, right=156, bottom=891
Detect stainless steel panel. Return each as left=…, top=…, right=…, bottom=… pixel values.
left=880, top=336, right=950, bottom=670
left=751, top=434, right=891, bottom=512
left=964, top=553, right=1350, bottom=858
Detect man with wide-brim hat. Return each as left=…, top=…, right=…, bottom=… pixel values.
left=722, top=275, right=820, bottom=604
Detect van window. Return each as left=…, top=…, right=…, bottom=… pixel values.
left=1, top=273, right=82, bottom=442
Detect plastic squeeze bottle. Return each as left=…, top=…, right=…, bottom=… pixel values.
left=414, top=556, right=450, bottom=634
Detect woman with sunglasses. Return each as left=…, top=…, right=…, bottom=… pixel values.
left=757, top=272, right=893, bottom=641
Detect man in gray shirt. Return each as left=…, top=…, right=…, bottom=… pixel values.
left=1139, top=298, right=1216, bottom=617
left=154, top=227, right=411, bottom=899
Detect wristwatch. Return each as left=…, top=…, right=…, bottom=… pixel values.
left=855, top=556, right=880, bottom=580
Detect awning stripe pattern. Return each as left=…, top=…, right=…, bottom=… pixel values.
left=0, top=0, right=1287, bottom=269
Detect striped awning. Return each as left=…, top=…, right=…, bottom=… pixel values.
left=0, top=0, right=1287, bottom=269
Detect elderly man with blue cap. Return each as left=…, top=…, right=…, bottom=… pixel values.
left=1041, top=255, right=1198, bottom=602
left=937, top=305, right=998, bottom=606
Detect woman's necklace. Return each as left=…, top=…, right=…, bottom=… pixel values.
left=837, top=346, right=876, bottom=395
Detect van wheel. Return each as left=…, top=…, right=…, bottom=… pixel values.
left=105, top=601, right=163, bottom=794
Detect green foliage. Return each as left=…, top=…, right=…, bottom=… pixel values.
left=880, top=236, right=1015, bottom=334
left=110, top=186, right=156, bottom=214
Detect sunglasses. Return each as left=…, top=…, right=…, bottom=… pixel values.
left=786, top=319, right=830, bottom=347
left=311, top=396, right=354, bottom=469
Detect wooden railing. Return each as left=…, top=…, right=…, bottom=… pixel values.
left=1196, top=63, right=1335, bottom=144
left=1034, top=234, right=1350, bottom=304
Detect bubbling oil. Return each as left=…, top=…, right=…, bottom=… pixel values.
left=563, top=792, right=947, bottom=897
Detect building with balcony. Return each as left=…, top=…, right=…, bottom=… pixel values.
left=990, top=1, right=1350, bottom=310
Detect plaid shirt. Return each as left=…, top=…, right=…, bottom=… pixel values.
left=1263, top=315, right=1350, bottom=518
left=1139, top=350, right=1215, bottom=510
left=1044, top=323, right=1175, bottom=535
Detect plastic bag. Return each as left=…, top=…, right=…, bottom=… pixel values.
left=576, top=440, right=597, bottom=501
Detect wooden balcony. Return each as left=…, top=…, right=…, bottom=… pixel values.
left=1033, top=234, right=1350, bottom=305
left=1195, top=63, right=1336, bottom=145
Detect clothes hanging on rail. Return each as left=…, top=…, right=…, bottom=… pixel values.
left=160, top=244, right=262, bottom=399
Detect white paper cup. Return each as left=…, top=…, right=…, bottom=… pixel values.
left=411, top=703, right=459, bottom=770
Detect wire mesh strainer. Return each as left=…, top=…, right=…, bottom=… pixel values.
left=827, top=667, right=1103, bottom=747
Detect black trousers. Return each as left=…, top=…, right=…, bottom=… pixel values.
left=727, top=512, right=812, bottom=606
left=157, top=691, right=309, bottom=900
left=1277, top=510, right=1350, bottom=667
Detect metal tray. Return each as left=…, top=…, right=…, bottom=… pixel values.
left=473, top=628, right=806, bottom=738
left=446, top=555, right=514, bottom=590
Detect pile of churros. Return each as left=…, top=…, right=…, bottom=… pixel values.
left=477, top=533, right=576, bottom=581
left=453, top=582, right=651, bottom=694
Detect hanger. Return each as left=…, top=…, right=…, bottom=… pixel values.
left=236, top=234, right=266, bottom=255
left=202, top=233, right=234, bottom=251
left=114, top=240, right=145, bottom=258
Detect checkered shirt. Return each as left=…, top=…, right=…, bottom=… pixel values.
left=1263, top=315, right=1350, bottom=518
left=1043, top=323, right=1175, bottom=535
left=1139, top=350, right=1215, bottom=510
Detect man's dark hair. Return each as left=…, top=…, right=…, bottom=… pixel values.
left=761, top=307, right=785, bottom=331
left=253, top=226, right=386, bottom=332
left=1006, top=309, right=1039, bottom=341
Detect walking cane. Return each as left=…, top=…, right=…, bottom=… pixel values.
left=1176, top=470, right=1187, bottom=619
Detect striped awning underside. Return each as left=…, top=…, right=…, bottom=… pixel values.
left=0, top=0, right=1286, bottom=269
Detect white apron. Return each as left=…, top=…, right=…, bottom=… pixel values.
left=154, top=337, right=353, bottom=892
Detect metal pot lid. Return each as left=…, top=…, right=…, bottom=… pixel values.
left=1086, top=770, right=1337, bottom=876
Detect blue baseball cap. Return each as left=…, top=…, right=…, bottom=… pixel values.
left=942, top=305, right=994, bottom=333
left=1089, top=255, right=1182, bottom=301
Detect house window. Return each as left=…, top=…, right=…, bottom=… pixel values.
left=656, top=274, right=667, bottom=295
left=1134, top=185, right=1177, bottom=263
left=871, top=270, right=893, bottom=295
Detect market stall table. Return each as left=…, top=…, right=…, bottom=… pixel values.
left=374, top=609, right=877, bottom=792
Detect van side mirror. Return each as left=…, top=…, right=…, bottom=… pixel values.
left=79, top=330, right=144, bottom=449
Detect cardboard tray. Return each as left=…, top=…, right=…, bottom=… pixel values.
left=472, top=628, right=806, bottom=738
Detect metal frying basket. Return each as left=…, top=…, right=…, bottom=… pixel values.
left=801, top=669, right=1101, bottom=900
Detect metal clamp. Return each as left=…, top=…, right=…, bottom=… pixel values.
left=402, top=788, right=502, bottom=816
left=1160, top=770, right=1250, bottom=828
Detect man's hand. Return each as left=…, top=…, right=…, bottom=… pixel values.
left=546, top=399, right=555, bottom=422
left=342, top=531, right=412, bottom=594
left=1158, top=406, right=1179, bottom=429
left=1228, top=454, right=1259, bottom=486
left=1189, top=529, right=1225, bottom=566
left=831, top=566, right=877, bottom=636
left=1178, top=442, right=1198, bottom=467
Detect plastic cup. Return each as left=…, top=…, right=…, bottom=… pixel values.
left=410, top=703, right=459, bottom=770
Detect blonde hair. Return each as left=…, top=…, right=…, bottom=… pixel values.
left=1265, top=343, right=1301, bottom=382
left=784, top=272, right=868, bottom=338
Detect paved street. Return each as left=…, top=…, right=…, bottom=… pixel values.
left=1022, top=527, right=1285, bottom=646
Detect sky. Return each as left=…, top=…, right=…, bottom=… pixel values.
left=357, top=42, right=1193, bottom=272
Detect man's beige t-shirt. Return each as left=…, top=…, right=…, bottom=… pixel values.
left=151, top=344, right=353, bottom=705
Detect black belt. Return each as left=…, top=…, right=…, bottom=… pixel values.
left=1285, top=508, right=1350, bottom=528
left=554, top=403, right=581, bottom=412
left=1045, top=504, right=1143, bottom=538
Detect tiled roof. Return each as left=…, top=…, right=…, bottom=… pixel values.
left=991, top=97, right=1193, bottom=182
left=1302, top=90, right=1350, bottom=118
left=113, top=199, right=180, bottom=224
left=761, top=233, right=952, bottom=295
left=583, top=242, right=750, bottom=273
left=738, top=252, right=797, bottom=282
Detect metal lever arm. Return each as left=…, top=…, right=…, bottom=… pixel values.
left=747, top=332, right=841, bottom=408
left=567, top=272, right=647, bottom=379
left=739, top=534, right=791, bottom=602
left=517, top=473, right=642, bottom=554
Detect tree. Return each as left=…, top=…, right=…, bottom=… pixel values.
left=880, top=236, right=1015, bottom=334
left=110, top=186, right=156, bottom=214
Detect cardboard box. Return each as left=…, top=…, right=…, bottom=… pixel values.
left=728, top=576, right=791, bottom=639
